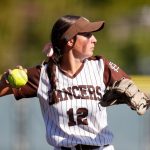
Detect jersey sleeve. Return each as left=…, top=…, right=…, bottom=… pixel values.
left=102, top=57, right=131, bottom=87
left=12, top=65, right=41, bottom=100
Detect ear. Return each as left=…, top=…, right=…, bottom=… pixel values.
left=66, top=38, right=75, bottom=47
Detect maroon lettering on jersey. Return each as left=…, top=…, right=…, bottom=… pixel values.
left=87, top=85, right=97, bottom=100
left=49, top=85, right=103, bottom=104
left=96, top=86, right=102, bottom=100
left=63, top=87, right=73, bottom=100
left=72, top=86, right=81, bottom=99
left=78, top=85, right=89, bottom=99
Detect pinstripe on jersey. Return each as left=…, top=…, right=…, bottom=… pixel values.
left=12, top=55, right=129, bottom=149
left=37, top=57, right=114, bottom=148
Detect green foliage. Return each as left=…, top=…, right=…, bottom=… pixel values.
left=0, top=0, right=150, bottom=74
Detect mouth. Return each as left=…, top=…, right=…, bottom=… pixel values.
left=91, top=47, right=95, bottom=51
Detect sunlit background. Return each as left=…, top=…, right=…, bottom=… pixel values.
left=0, top=0, right=150, bottom=150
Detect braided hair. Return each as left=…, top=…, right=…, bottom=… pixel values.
left=47, top=15, right=80, bottom=104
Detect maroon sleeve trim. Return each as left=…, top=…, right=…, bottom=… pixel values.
left=103, top=57, right=131, bottom=87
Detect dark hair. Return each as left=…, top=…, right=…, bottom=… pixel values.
left=51, top=15, right=80, bottom=57
left=47, top=15, right=80, bottom=105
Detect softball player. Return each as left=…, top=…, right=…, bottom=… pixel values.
left=0, top=15, right=131, bottom=150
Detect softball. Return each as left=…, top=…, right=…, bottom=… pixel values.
left=7, top=69, right=28, bottom=88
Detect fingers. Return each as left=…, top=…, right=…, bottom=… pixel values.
left=136, top=103, right=147, bottom=115
left=8, top=69, right=12, bottom=74
left=16, top=65, right=27, bottom=73
left=16, top=65, right=23, bottom=70
left=1, top=66, right=27, bottom=80
left=130, top=92, right=149, bottom=115
left=144, top=93, right=150, bottom=100
left=1, top=71, right=9, bottom=84
left=144, top=93, right=150, bottom=109
left=24, top=69, right=27, bottom=73
left=113, top=78, right=134, bottom=94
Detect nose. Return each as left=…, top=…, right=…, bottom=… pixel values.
left=91, top=35, right=97, bottom=44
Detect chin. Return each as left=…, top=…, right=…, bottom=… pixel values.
left=84, top=54, right=93, bottom=60
left=80, top=52, right=93, bottom=60
left=88, top=52, right=93, bottom=57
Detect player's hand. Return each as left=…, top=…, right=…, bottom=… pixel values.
left=100, top=78, right=150, bottom=115
left=0, top=69, right=12, bottom=87
left=16, top=65, right=27, bottom=74
left=0, top=66, right=27, bottom=84
left=145, top=93, right=150, bottom=109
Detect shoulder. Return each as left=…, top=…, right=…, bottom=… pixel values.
left=26, top=62, right=50, bottom=86
left=87, top=55, right=121, bottom=71
left=27, top=61, right=49, bottom=77
left=27, top=65, right=42, bottom=79
left=86, top=55, right=107, bottom=67
left=88, top=55, right=130, bottom=86
left=87, top=55, right=103, bottom=61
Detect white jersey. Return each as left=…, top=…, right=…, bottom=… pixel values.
left=12, top=56, right=129, bottom=148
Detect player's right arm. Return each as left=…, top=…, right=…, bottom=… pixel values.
left=0, top=65, right=41, bottom=99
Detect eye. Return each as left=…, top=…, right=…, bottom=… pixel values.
left=78, top=32, right=92, bottom=38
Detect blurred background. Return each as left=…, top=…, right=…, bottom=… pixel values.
left=0, top=0, right=150, bottom=149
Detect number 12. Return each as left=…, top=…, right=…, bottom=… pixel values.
left=67, top=108, right=88, bottom=126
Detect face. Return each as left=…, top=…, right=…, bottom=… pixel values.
left=72, top=32, right=97, bottom=60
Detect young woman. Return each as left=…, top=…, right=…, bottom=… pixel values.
left=0, top=15, right=148, bottom=150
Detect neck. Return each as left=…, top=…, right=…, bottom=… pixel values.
left=59, top=53, right=84, bottom=76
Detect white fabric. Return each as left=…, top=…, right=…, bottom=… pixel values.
left=37, top=59, right=113, bottom=147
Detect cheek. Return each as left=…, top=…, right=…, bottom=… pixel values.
left=75, top=39, right=86, bottom=51
left=74, top=37, right=91, bottom=54
left=82, top=40, right=91, bottom=52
